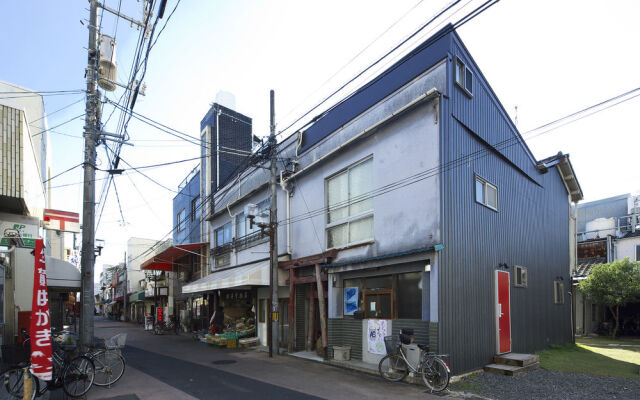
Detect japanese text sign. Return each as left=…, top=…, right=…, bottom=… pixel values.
left=29, top=239, right=52, bottom=380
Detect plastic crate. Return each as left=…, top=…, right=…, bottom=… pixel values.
left=383, top=336, right=400, bottom=356
left=226, top=338, right=237, bottom=349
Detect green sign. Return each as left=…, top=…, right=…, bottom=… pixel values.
left=1, top=221, right=38, bottom=248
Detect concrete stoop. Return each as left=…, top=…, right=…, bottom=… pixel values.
left=483, top=353, right=539, bottom=376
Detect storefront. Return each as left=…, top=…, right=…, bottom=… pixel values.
left=182, top=258, right=288, bottom=346
left=129, top=290, right=146, bottom=324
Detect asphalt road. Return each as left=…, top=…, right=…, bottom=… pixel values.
left=88, top=317, right=443, bottom=400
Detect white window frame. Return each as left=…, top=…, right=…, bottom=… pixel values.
left=177, top=209, right=186, bottom=232
left=455, top=57, right=473, bottom=96
left=475, top=175, right=498, bottom=211
left=214, top=222, right=232, bottom=247
left=513, top=265, right=527, bottom=288
left=325, top=157, right=374, bottom=249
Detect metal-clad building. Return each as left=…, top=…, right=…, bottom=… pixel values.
left=173, top=167, right=201, bottom=245
left=197, top=25, right=583, bottom=374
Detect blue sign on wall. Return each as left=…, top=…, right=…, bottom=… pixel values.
left=344, top=287, right=359, bottom=315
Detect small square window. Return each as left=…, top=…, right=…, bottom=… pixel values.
left=513, top=266, right=527, bottom=288
left=475, top=176, right=498, bottom=210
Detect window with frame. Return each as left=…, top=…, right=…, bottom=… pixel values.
left=191, top=196, right=200, bottom=222
left=326, top=158, right=373, bottom=249
left=554, top=280, right=564, bottom=304
left=455, top=57, right=473, bottom=95
left=513, top=266, right=527, bottom=288
left=177, top=209, right=186, bottom=232
left=344, top=272, right=422, bottom=320
left=215, top=223, right=232, bottom=247
left=236, top=200, right=270, bottom=239
left=636, top=245, right=640, bottom=261
left=475, top=176, right=498, bottom=210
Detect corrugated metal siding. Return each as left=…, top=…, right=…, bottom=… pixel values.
left=173, top=171, right=201, bottom=245
left=392, top=320, right=429, bottom=346
left=0, top=105, right=23, bottom=199
left=295, top=285, right=306, bottom=351
left=328, top=319, right=362, bottom=360
left=437, top=35, right=572, bottom=374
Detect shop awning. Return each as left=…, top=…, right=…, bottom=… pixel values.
left=129, top=290, right=145, bottom=302
left=183, top=260, right=271, bottom=294
left=46, top=256, right=81, bottom=290
left=141, top=242, right=206, bottom=271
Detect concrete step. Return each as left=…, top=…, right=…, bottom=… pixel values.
left=493, top=353, right=539, bottom=367
left=484, top=361, right=540, bottom=376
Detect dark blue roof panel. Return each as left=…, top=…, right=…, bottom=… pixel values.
left=300, top=24, right=454, bottom=153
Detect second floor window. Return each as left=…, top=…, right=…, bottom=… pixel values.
left=177, top=209, right=186, bottom=232
left=191, top=196, right=200, bottom=222
left=475, top=176, right=498, bottom=210
left=326, top=157, right=373, bottom=249
left=215, top=222, right=232, bottom=247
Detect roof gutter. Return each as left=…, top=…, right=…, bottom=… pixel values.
left=286, top=88, right=440, bottom=183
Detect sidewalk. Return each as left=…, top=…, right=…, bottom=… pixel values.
left=87, top=317, right=445, bottom=400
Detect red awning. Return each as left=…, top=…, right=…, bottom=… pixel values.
left=140, top=243, right=206, bottom=271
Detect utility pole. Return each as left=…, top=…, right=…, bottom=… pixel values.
left=123, top=252, right=128, bottom=322
left=80, top=0, right=100, bottom=349
left=269, top=90, right=279, bottom=356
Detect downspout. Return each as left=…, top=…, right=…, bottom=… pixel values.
left=280, top=170, right=291, bottom=255
left=216, top=108, right=221, bottom=189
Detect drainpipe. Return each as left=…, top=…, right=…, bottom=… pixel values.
left=216, top=108, right=221, bottom=189
left=280, top=171, right=291, bottom=255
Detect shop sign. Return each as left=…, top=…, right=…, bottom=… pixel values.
left=157, top=307, right=164, bottom=323
left=367, top=319, right=387, bottom=355
left=29, top=239, right=52, bottom=380
left=1, top=220, right=38, bottom=248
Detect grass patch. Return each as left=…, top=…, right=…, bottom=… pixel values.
left=449, top=372, right=482, bottom=393
left=537, top=342, right=640, bottom=380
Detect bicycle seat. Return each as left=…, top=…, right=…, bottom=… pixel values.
left=417, top=344, right=430, bottom=352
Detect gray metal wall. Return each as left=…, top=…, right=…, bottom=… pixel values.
left=328, top=318, right=363, bottom=360
left=391, top=320, right=429, bottom=346
left=577, top=194, right=629, bottom=232
left=437, top=34, right=573, bottom=374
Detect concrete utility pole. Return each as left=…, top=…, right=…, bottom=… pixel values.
left=269, top=90, right=279, bottom=356
left=123, top=252, right=128, bottom=322
left=80, top=0, right=100, bottom=349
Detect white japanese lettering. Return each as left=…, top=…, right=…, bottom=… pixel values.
left=36, top=290, right=48, bottom=306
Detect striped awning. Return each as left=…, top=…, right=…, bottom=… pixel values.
left=182, top=260, right=270, bottom=294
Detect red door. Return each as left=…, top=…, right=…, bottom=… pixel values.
left=495, top=270, right=511, bottom=354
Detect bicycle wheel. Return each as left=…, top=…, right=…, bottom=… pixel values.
left=62, top=355, right=95, bottom=397
left=93, top=350, right=126, bottom=386
left=2, top=367, right=38, bottom=400
left=378, top=354, right=408, bottom=382
left=420, top=357, right=450, bottom=392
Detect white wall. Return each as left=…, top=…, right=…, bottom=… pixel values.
left=127, top=237, right=158, bottom=292
left=616, top=236, right=640, bottom=261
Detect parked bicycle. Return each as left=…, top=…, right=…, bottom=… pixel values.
left=154, top=316, right=178, bottom=335
left=1, top=342, right=38, bottom=400
left=378, top=329, right=450, bottom=392
left=55, top=329, right=127, bottom=388
left=2, top=329, right=95, bottom=398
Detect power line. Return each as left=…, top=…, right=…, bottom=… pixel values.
left=43, top=163, right=83, bottom=184
left=28, top=97, right=85, bottom=125
left=31, top=113, right=86, bottom=137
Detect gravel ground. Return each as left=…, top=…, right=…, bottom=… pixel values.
left=449, top=369, right=640, bottom=400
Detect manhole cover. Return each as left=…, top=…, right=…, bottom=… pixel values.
left=211, top=359, right=237, bottom=365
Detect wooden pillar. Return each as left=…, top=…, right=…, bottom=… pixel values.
left=288, top=272, right=295, bottom=353
left=315, top=264, right=328, bottom=358
left=307, top=287, right=315, bottom=351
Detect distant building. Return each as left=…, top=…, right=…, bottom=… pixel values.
left=574, top=193, right=640, bottom=336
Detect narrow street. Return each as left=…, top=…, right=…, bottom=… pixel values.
left=89, top=317, right=443, bottom=400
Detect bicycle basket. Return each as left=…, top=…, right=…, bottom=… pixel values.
left=1, top=344, right=28, bottom=366
left=106, top=333, right=127, bottom=349
left=383, top=336, right=400, bottom=356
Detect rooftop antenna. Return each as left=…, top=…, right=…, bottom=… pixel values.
left=514, top=105, right=519, bottom=126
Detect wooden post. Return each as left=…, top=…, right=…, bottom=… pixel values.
left=307, top=288, right=315, bottom=351
left=315, top=264, right=328, bottom=358
left=288, top=273, right=295, bottom=353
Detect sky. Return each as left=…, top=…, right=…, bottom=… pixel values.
left=1, top=0, right=639, bottom=277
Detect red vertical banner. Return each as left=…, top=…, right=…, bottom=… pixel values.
left=29, top=239, right=53, bottom=381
